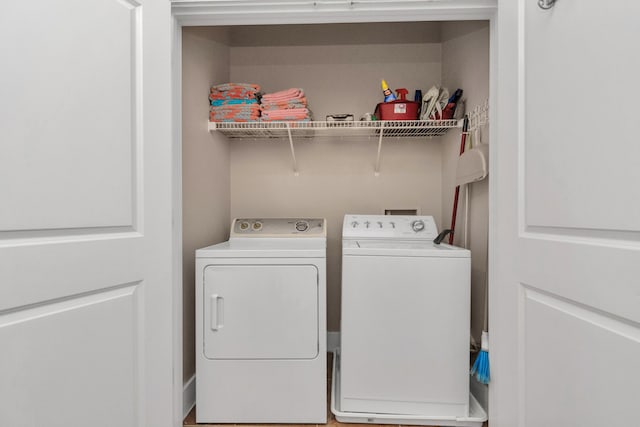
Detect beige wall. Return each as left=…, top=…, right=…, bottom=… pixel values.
left=440, top=21, right=490, bottom=345
left=182, top=27, right=231, bottom=382
left=229, top=23, right=442, bottom=121
left=228, top=23, right=445, bottom=332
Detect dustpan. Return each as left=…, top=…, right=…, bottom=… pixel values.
left=456, top=123, right=488, bottom=186
left=456, top=143, right=488, bottom=186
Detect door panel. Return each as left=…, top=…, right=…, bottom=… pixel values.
left=523, top=290, right=640, bottom=426
left=0, top=0, right=140, bottom=231
left=524, top=0, right=640, bottom=231
left=0, top=286, right=141, bottom=427
left=0, top=0, right=174, bottom=426
left=203, top=265, right=319, bottom=360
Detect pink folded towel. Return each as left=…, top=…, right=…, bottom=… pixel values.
left=260, top=97, right=307, bottom=111
left=261, top=88, right=305, bottom=103
left=261, top=108, right=310, bottom=121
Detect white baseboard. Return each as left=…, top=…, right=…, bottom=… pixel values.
left=183, top=374, right=196, bottom=420
left=327, top=331, right=340, bottom=352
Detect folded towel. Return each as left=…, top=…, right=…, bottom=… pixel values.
left=260, top=116, right=311, bottom=122
left=212, top=117, right=261, bottom=123
left=211, top=83, right=261, bottom=93
left=210, top=110, right=260, bottom=118
left=260, top=98, right=308, bottom=111
left=261, top=108, right=310, bottom=121
left=210, top=112, right=260, bottom=122
left=209, top=90, right=258, bottom=101
left=210, top=106, right=260, bottom=113
left=261, top=88, right=305, bottom=103
left=209, top=103, right=260, bottom=122
left=209, top=83, right=261, bottom=103
left=211, top=99, right=258, bottom=107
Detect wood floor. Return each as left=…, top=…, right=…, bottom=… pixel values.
left=184, top=353, right=487, bottom=427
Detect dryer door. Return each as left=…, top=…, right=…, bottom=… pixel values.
left=203, top=264, right=319, bottom=360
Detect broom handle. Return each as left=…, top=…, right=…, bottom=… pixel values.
left=448, top=116, right=470, bottom=244
left=484, top=224, right=489, bottom=332
left=483, top=266, right=489, bottom=332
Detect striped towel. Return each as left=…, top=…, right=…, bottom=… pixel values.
left=209, top=83, right=261, bottom=102
left=209, top=91, right=258, bottom=101
left=211, top=83, right=261, bottom=93
left=211, top=99, right=258, bottom=107
left=210, top=104, right=260, bottom=122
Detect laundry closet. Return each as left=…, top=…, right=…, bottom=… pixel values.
left=181, top=19, right=490, bottom=416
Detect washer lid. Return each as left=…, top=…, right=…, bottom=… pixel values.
left=343, top=239, right=470, bottom=258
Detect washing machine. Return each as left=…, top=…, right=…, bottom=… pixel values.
left=195, top=218, right=327, bottom=423
left=339, top=214, right=471, bottom=418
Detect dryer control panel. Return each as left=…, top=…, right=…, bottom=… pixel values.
left=231, top=218, right=326, bottom=237
left=343, top=214, right=438, bottom=240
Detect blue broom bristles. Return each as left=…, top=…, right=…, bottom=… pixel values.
left=471, top=331, right=490, bottom=384
left=471, top=349, right=490, bottom=384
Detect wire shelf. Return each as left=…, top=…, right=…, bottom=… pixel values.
left=208, top=119, right=461, bottom=139
left=207, top=119, right=462, bottom=176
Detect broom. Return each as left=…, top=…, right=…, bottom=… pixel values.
left=471, top=269, right=490, bottom=384
left=471, top=331, right=490, bottom=384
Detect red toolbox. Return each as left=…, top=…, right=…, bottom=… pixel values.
left=374, top=88, right=420, bottom=120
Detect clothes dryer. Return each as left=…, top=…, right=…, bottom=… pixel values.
left=196, top=218, right=326, bottom=423
left=339, top=214, right=471, bottom=418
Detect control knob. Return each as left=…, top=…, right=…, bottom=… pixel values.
left=411, top=220, right=425, bottom=232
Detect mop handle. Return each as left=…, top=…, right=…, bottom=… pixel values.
left=448, top=115, right=470, bottom=245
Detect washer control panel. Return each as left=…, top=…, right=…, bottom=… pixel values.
left=343, top=214, right=438, bottom=239
left=232, top=218, right=326, bottom=237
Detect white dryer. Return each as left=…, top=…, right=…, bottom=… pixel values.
left=195, top=218, right=327, bottom=424
left=339, top=214, right=471, bottom=419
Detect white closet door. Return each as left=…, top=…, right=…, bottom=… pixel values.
left=494, top=1, right=640, bottom=426
left=0, top=1, right=174, bottom=427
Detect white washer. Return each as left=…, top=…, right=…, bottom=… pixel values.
left=339, top=214, right=471, bottom=418
left=195, top=218, right=327, bottom=424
